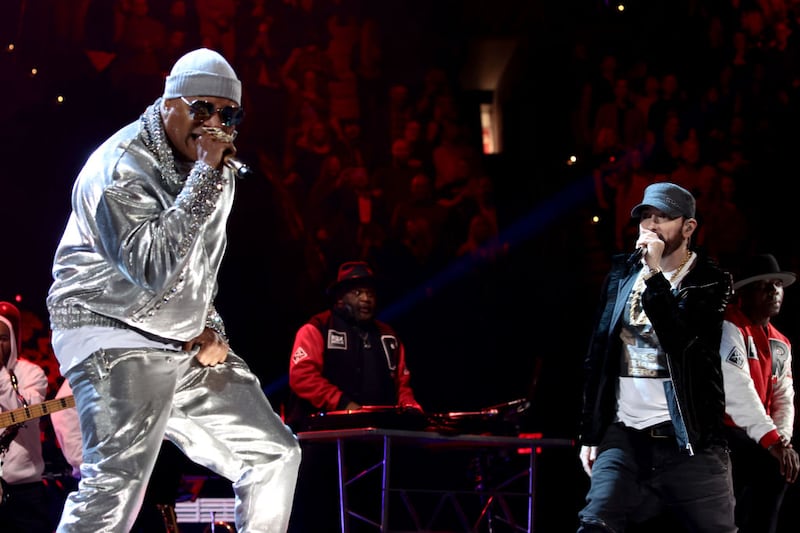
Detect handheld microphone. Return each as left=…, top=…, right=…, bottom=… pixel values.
left=627, top=247, right=644, bottom=267
left=224, top=156, right=254, bottom=179
left=201, top=127, right=254, bottom=179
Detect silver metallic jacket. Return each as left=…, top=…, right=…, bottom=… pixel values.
left=47, top=99, right=231, bottom=342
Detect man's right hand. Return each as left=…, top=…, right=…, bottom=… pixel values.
left=183, top=327, right=229, bottom=367
left=580, top=445, right=598, bottom=477
left=197, top=127, right=235, bottom=170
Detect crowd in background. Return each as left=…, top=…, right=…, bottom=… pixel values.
left=574, top=1, right=800, bottom=280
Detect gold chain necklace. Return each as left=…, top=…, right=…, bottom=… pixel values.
left=628, top=249, right=692, bottom=326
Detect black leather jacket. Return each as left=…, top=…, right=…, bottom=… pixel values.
left=579, top=249, right=732, bottom=454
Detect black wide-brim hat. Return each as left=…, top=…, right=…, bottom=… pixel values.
left=733, top=253, right=796, bottom=291
left=326, top=261, right=378, bottom=296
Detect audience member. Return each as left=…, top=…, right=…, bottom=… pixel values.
left=695, top=172, right=752, bottom=266
left=611, top=147, right=656, bottom=253
left=646, top=72, right=686, bottom=147
left=334, top=117, right=370, bottom=170
left=284, top=117, right=337, bottom=207
left=323, top=7, right=361, bottom=127
left=590, top=130, right=625, bottom=252
left=280, top=33, right=335, bottom=119
left=373, top=137, right=421, bottom=212
left=589, top=53, right=618, bottom=113
left=155, top=0, right=202, bottom=69
left=389, top=172, right=448, bottom=244
left=646, top=110, right=683, bottom=174
left=385, top=82, right=414, bottom=149
left=456, top=212, right=501, bottom=262
left=431, top=120, right=475, bottom=196
left=109, top=0, right=167, bottom=110
left=668, top=129, right=710, bottom=197
left=437, top=173, right=497, bottom=252
left=632, top=74, right=661, bottom=126
left=194, top=0, right=237, bottom=60
left=314, top=165, right=391, bottom=266
left=352, top=16, right=387, bottom=147
left=593, top=77, right=647, bottom=150
left=237, top=7, right=291, bottom=160
left=401, top=118, right=433, bottom=173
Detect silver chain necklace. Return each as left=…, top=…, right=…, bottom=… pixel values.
left=140, top=99, right=187, bottom=192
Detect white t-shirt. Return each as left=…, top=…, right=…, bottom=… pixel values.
left=615, top=255, right=696, bottom=429
left=51, top=326, right=181, bottom=376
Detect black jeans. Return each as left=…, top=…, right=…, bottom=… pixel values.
left=725, top=425, right=789, bottom=533
left=578, top=422, right=737, bottom=532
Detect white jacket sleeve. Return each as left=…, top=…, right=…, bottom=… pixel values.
left=720, top=320, right=779, bottom=443
left=770, top=342, right=795, bottom=441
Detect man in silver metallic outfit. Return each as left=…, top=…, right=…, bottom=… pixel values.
left=46, top=48, right=301, bottom=532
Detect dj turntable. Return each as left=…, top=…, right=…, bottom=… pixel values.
left=303, top=405, right=429, bottom=431
left=427, top=398, right=531, bottom=436
left=302, top=398, right=531, bottom=436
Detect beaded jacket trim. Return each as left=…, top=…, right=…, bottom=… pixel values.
left=138, top=100, right=228, bottom=336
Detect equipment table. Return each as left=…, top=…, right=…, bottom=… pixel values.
left=297, top=428, right=574, bottom=532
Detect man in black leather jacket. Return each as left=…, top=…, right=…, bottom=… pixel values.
left=577, top=182, right=737, bottom=532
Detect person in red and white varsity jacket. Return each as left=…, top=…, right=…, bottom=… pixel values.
left=285, top=261, right=422, bottom=533
left=720, top=253, right=800, bottom=533
left=286, top=261, right=420, bottom=429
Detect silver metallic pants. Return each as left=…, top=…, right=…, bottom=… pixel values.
left=56, top=347, right=302, bottom=533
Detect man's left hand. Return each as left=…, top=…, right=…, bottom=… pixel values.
left=769, top=441, right=800, bottom=483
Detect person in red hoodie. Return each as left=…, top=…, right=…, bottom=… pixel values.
left=0, top=301, right=51, bottom=532
left=721, top=253, right=800, bottom=533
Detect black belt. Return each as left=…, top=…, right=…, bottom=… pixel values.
left=643, top=422, right=675, bottom=439
left=621, top=422, right=675, bottom=439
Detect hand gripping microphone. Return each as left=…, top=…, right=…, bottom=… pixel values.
left=627, top=247, right=644, bottom=268
left=224, top=156, right=255, bottom=179
left=202, top=127, right=255, bottom=179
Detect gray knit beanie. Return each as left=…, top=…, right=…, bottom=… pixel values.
left=163, top=48, right=241, bottom=105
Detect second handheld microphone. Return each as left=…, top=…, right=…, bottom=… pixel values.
left=627, top=247, right=645, bottom=267
left=224, top=157, right=254, bottom=179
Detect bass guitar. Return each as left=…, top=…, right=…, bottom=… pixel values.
left=0, top=395, right=76, bottom=428
left=0, top=395, right=76, bottom=455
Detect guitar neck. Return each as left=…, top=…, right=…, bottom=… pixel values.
left=0, top=396, right=76, bottom=428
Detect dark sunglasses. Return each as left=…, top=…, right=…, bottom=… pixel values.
left=181, top=97, right=245, bottom=127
